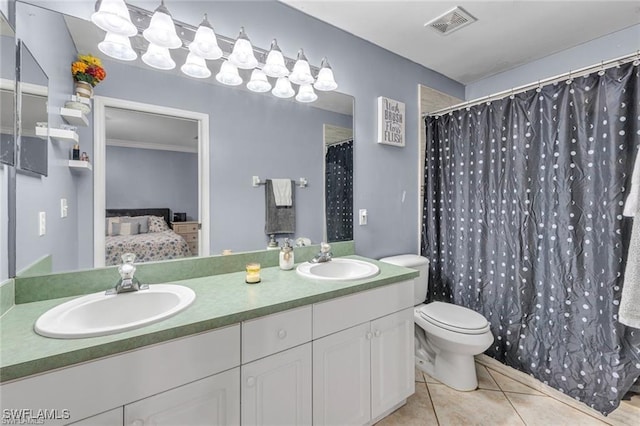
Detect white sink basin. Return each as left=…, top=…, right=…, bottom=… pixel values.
left=296, top=258, right=380, bottom=281
left=34, top=284, right=196, bottom=339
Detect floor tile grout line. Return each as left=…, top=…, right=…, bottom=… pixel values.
left=424, top=381, right=441, bottom=426
left=486, top=368, right=615, bottom=425
left=502, top=389, right=532, bottom=426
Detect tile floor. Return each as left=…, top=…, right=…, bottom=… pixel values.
left=377, top=362, right=637, bottom=426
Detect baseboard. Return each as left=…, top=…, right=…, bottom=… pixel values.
left=475, top=354, right=639, bottom=426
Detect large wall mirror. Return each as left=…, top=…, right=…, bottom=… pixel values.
left=11, top=1, right=354, bottom=277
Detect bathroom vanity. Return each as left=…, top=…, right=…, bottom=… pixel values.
left=0, top=255, right=417, bottom=425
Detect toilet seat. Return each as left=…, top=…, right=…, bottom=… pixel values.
left=418, top=302, right=490, bottom=335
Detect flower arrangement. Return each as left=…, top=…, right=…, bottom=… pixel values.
left=71, top=54, right=106, bottom=87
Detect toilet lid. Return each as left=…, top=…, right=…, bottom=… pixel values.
left=419, top=302, right=490, bottom=334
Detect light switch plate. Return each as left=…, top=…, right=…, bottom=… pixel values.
left=60, top=198, right=68, bottom=218
left=359, top=209, right=368, bottom=226
left=39, top=211, right=46, bottom=236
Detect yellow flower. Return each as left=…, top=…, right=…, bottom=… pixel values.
left=72, top=61, right=88, bottom=75
left=78, top=54, right=102, bottom=67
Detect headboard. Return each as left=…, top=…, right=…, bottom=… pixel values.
left=106, top=208, right=172, bottom=227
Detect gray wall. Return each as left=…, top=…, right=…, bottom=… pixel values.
left=0, top=166, right=7, bottom=280
left=466, top=24, right=640, bottom=99
left=106, top=146, right=198, bottom=222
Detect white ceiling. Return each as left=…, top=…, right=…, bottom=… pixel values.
left=280, top=0, right=640, bottom=84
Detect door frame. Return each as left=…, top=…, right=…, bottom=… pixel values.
left=93, top=96, right=210, bottom=267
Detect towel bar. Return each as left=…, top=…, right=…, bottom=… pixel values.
left=252, top=176, right=307, bottom=188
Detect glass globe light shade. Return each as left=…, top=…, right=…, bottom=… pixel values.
left=288, top=49, right=314, bottom=85
left=295, top=84, right=318, bottom=103
left=314, top=58, right=338, bottom=91
left=262, top=39, right=289, bottom=78
left=143, top=1, right=182, bottom=49
left=215, top=61, right=243, bottom=86
left=247, top=69, right=272, bottom=93
left=181, top=52, right=211, bottom=79
left=228, top=27, right=258, bottom=69
left=91, top=0, right=137, bottom=36
left=272, top=77, right=295, bottom=99
left=98, top=32, right=137, bottom=61
left=141, top=43, right=176, bottom=70
left=189, top=14, right=222, bottom=60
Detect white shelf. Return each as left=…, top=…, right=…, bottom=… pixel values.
left=68, top=160, right=92, bottom=171
left=35, top=126, right=48, bottom=140
left=69, top=94, right=91, bottom=106
left=50, top=128, right=79, bottom=143
left=61, top=107, right=89, bottom=127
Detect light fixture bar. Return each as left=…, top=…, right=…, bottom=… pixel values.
left=123, top=3, right=322, bottom=74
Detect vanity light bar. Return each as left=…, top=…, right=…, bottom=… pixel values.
left=123, top=4, right=323, bottom=75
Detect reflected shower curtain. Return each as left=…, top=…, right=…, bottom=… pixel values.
left=325, top=141, right=353, bottom=241
left=421, top=63, right=640, bottom=414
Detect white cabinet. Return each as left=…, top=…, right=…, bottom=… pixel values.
left=313, top=322, right=371, bottom=426
left=241, top=343, right=312, bottom=426
left=312, top=280, right=415, bottom=426
left=370, top=308, right=415, bottom=419
left=125, top=368, right=240, bottom=426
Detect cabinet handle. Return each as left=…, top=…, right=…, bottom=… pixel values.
left=247, top=376, right=256, bottom=387
left=131, top=420, right=144, bottom=426
left=277, top=329, right=287, bottom=339
left=374, top=330, right=381, bottom=337
left=366, top=332, right=373, bottom=340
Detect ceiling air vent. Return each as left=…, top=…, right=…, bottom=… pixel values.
left=425, top=6, right=476, bottom=35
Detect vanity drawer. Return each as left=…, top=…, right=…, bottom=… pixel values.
left=313, top=280, right=414, bottom=339
left=187, top=241, right=198, bottom=254
left=242, top=306, right=312, bottom=363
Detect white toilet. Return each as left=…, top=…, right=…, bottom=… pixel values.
left=380, top=254, right=494, bottom=391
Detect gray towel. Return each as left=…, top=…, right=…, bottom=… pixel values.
left=619, top=212, right=640, bottom=328
left=265, top=179, right=295, bottom=234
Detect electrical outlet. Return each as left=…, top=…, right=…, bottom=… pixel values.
left=60, top=198, right=68, bottom=218
left=359, top=209, right=368, bottom=226
left=39, top=211, right=46, bottom=236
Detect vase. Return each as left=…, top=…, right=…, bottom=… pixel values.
left=74, top=81, right=93, bottom=99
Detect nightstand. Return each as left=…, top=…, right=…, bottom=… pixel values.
left=171, top=221, right=199, bottom=256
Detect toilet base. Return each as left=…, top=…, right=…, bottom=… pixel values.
left=415, top=353, right=478, bottom=391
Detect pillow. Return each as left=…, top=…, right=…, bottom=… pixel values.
left=112, top=220, right=140, bottom=236
left=148, top=215, right=170, bottom=233
left=128, top=216, right=149, bottom=234
left=106, top=216, right=128, bottom=236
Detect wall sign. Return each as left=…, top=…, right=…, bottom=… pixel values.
left=377, top=96, right=405, bottom=147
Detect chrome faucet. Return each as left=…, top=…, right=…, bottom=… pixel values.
left=107, top=253, right=148, bottom=295
left=310, top=242, right=332, bottom=263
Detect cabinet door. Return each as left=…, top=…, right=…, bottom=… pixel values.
left=124, top=368, right=240, bottom=426
left=370, top=307, right=415, bottom=419
left=241, top=343, right=312, bottom=426
left=313, top=322, right=371, bottom=426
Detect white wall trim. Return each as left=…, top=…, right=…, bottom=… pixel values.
left=106, top=138, right=198, bottom=154
left=93, top=96, right=210, bottom=267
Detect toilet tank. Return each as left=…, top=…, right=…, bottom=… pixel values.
left=379, top=254, right=430, bottom=305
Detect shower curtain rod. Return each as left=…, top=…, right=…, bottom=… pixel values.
left=325, top=138, right=353, bottom=146
left=427, top=50, right=640, bottom=117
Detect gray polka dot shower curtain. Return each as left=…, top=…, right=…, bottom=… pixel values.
left=325, top=141, right=353, bottom=242
left=421, top=62, right=640, bottom=414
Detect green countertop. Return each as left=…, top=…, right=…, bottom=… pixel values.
left=0, top=256, right=417, bottom=383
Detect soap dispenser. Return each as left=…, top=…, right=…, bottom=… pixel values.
left=279, top=238, right=294, bottom=270
left=267, top=234, right=279, bottom=250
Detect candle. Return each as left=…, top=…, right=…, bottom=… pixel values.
left=245, top=263, right=261, bottom=284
